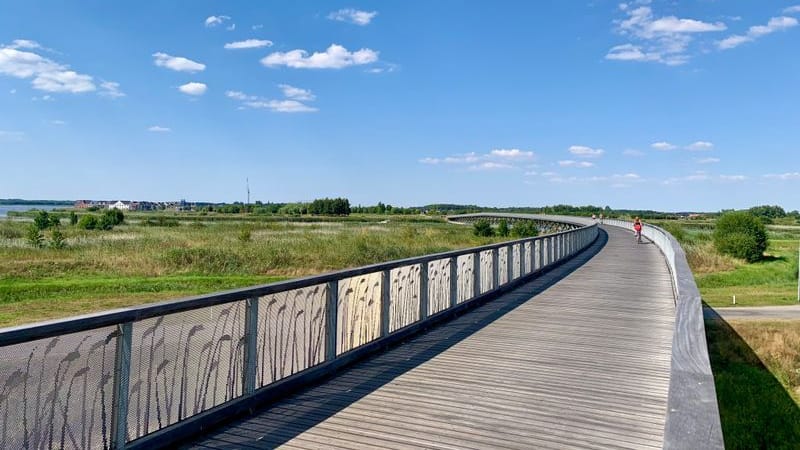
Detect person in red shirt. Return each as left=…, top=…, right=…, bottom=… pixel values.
left=633, top=217, right=643, bottom=244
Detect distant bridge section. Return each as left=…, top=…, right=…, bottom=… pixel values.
left=447, top=213, right=583, bottom=234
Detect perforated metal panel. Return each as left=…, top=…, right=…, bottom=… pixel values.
left=456, top=254, right=474, bottom=303
left=389, top=265, right=421, bottom=332
left=256, top=284, right=327, bottom=387
left=337, top=272, right=382, bottom=354
left=0, top=326, right=118, bottom=449
left=127, top=301, right=246, bottom=440
left=480, top=250, right=494, bottom=293
left=427, top=258, right=451, bottom=315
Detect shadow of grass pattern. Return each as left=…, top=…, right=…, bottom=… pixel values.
left=704, top=307, right=800, bottom=449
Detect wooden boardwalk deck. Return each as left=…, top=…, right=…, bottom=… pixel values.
left=184, top=226, right=676, bottom=449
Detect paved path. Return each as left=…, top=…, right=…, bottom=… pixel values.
left=705, top=305, right=800, bottom=320
left=184, top=226, right=676, bottom=449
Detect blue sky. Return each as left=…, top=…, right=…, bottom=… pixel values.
left=1, top=1, right=798, bottom=211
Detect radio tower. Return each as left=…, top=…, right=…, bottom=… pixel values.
left=246, top=178, right=250, bottom=208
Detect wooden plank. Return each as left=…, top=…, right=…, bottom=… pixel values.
left=185, top=226, right=675, bottom=449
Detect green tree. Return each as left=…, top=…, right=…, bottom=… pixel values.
left=69, top=211, right=78, bottom=226
left=78, top=214, right=98, bottom=230
left=497, top=219, right=510, bottom=237
left=50, top=228, right=66, bottom=249
left=713, top=212, right=768, bottom=262
left=512, top=221, right=539, bottom=238
left=473, top=219, right=494, bottom=237
left=26, top=223, right=44, bottom=247
left=33, top=210, right=51, bottom=230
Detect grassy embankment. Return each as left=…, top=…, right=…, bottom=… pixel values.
left=0, top=213, right=506, bottom=327
left=654, top=219, right=800, bottom=447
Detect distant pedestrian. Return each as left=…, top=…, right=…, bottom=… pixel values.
left=599, top=213, right=604, bottom=224
left=592, top=213, right=596, bottom=221
left=633, top=217, right=643, bottom=244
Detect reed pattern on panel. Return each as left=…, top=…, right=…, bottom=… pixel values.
left=337, top=272, right=382, bottom=354
left=427, top=258, right=452, bottom=315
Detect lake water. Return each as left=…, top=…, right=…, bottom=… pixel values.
left=0, top=204, right=65, bottom=217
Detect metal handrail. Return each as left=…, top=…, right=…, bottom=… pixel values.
left=0, top=215, right=598, bottom=450
left=603, top=219, right=724, bottom=450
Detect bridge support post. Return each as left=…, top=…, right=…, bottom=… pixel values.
left=507, top=246, right=513, bottom=282
left=473, top=252, right=481, bottom=296
left=325, top=281, right=338, bottom=361
left=111, top=321, right=133, bottom=450
left=449, top=256, right=458, bottom=307
left=419, top=262, right=429, bottom=321
left=492, top=248, right=499, bottom=289
left=381, top=270, right=391, bottom=336
left=243, top=297, right=259, bottom=395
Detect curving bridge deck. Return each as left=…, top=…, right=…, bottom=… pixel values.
left=186, top=225, right=676, bottom=449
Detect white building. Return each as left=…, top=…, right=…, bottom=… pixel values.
left=109, top=201, right=130, bottom=210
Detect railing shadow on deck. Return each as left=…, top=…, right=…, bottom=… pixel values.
left=703, top=306, right=800, bottom=449
left=182, top=230, right=610, bottom=449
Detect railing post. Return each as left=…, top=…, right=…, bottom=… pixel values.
left=492, top=248, right=499, bottom=289
left=473, top=251, right=481, bottom=296
left=520, top=242, right=527, bottom=276
left=243, top=297, right=259, bottom=395
left=381, top=270, right=391, bottom=336
left=507, top=245, right=514, bottom=281
left=537, top=239, right=543, bottom=270
left=111, top=321, right=132, bottom=450
left=419, top=262, right=429, bottom=321
left=325, top=280, right=338, bottom=361
left=242, top=297, right=258, bottom=395
left=449, top=256, right=458, bottom=307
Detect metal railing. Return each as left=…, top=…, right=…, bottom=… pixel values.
left=0, top=216, right=598, bottom=450
left=603, top=219, right=724, bottom=450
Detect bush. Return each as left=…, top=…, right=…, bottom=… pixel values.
left=238, top=227, right=252, bottom=243
left=104, top=209, right=125, bottom=225
left=497, top=220, right=510, bottom=237
left=33, top=210, right=51, bottom=230
left=512, top=221, right=539, bottom=238
left=473, top=220, right=494, bottom=237
left=713, top=212, right=768, bottom=262
left=78, top=214, right=98, bottom=230
left=26, top=224, right=44, bottom=247
left=69, top=211, right=78, bottom=226
left=50, top=229, right=66, bottom=249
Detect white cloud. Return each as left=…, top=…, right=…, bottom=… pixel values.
left=224, top=39, right=273, bottom=50
left=261, top=44, right=378, bottom=69
left=468, top=162, right=514, bottom=171
left=489, top=148, right=535, bottom=160
left=558, top=160, right=594, bottom=168
left=718, top=16, right=798, bottom=50
left=252, top=24, right=264, bottom=30
left=696, top=157, right=720, bottom=164
left=719, top=175, right=746, bottom=182
left=568, top=145, right=605, bottom=158
left=9, top=89, right=16, bottom=94
left=148, top=126, right=171, bottom=132
left=99, top=80, right=125, bottom=98
left=8, top=39, right=42, bottom=50
left=0, top=130, right=24, bottom=141
left=686, top=140, right=714, bottom=151
left=623, top=149, right=645, bottom=157
left=226, top=88, right=318, bottom=113
left=278, top=84, right=315, bottom=101
left=785, top=6, right=800, bottom=14
left=608, top=4, right=727, bottom=65
left=152, top=52, right=206, bottom=72
left=50, top=119, right=66, bottom=125
left=0, top=46, right=101, bottom=94
left=764, top=172, right=800, bottom=180
left=327, top=9, right=378, bottom=26
left=524, top=170, right=538, bottom=176
left=178, top=82, right=207, bottom=96
left=205, top=15, right=231, bottom=27
left=651, top=141, right=677, bottom=150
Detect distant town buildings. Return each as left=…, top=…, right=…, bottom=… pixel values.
left=74, top=200, right=168, bottom=211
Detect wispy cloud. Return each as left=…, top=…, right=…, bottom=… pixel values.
left=785, top=6, right=800, bottom=14
left=622, top=149, right=645, bottom=157
left=764, top=172, right=800, bottom=180
left=568, top=145, right=605, bottom=158
left=148, top=126, right=171, bottom=132
left=1, top=42, right=93, bottom=93
left=607, top=3, right=726, bottom=65
left=205, top=15, right=231, bottom=28
left=489, top=149, right=535, bottom=160
left=261, top=44, right=378, bottom=69
left=224, top=39, right=273, bottom=50
left=468, top=162, right=514, bottom=171
left=558, top=160, right=594, bottom=168
left=99, top=80, right=125, bottom=98
left=420, top=148, right=535, bottom=167
left=178, top=82, right=207, bottom=96
left=717, top=16, right=798, bottom=50
left=651, top=141, right=677, bottom=151
left=0, top=130, right=24, bottom=141
left=226, top=86, right=318, bottom=113
left=696, top=157, right=720, bottom=164
left=686, top=140, right=714, bottom=151
left=327, top=9, right=378, bottom=26
left=152, top=52, right=205, bottom=73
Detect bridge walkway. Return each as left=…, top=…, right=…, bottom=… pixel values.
left=184, top=226, right=676, bottom=449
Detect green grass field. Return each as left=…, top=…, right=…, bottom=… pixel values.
left=0, top=213, right=507, bottom=326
